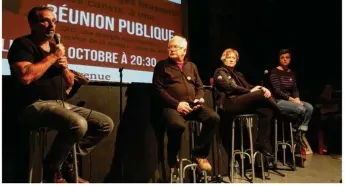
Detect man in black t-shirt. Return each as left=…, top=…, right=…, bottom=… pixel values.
left=8, top=6, right=114, bottom=183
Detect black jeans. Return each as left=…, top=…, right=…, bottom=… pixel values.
left=18, top=100, right=114, bottom=171
left=163, top=105, right=219, bottom=164
left=223, top=90, right=281, bottom=150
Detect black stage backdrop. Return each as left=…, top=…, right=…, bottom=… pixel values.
left=2, top=76, right=229, bottom=183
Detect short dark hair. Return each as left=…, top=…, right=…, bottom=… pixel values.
left=279, top=49, right=291, bottom=57
left=27, top=6, right=53, bottom=24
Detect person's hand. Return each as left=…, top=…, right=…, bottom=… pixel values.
left=296, top=100, right=304, bottom=106
left=261, top=87, right=271, bottom=98
left=295, top=98, right=304, bottom=105
left=290, top=98, right=303, bottom=105
left=177, top=101, right=193, bottom=115
left=53, top=44, right=65, bottom=58
left=192, top=98, right=204, bottom=110
left=54, top=56, right=68, bottom=69
left=250, top=86, right=262, bottom=92
left=192, top=104, right=202, bottom=110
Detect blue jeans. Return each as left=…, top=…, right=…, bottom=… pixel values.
left=18, top=100, right=114, bottom=170
left=276, top=100, right=314, bottom=131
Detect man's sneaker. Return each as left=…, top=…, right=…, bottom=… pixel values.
left=43, top=169, right=68, bottom=183
left=62, top=155, right=89, bottom=183
left=298, top=125, right=308, bottom=132
left=65, top=168, right=89, bottom=183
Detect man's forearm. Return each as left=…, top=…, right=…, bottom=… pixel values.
left=21, top=54, right=58, bottom=84
left=62, top=68, right=75, bottom=88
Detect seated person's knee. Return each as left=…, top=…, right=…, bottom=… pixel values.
left=72, top=117, right=88, bottom=137
left=209, top=112, right=220, bottom=123
left=100, top=115, right=114, bottom=135
left=170, top=121, right=186, bottom=132
left=296, top=105, right=307, bottom=115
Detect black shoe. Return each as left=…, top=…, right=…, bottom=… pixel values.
left=294, top=131, right=307, bottom=148
left=61, top=153, right=89, bottom=183
left=43, top=165, right=68, bottom=183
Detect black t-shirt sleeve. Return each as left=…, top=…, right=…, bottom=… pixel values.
left=8, top=37, right=35, bottom=65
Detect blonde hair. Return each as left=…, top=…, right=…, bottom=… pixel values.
left=220, top=48, right=239, bottom=62
left=169, top=35, right=188, bottom=49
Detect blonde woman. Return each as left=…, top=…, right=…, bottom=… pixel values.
left=213, top=48, right=281, bottom=157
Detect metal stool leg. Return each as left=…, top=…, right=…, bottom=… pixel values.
left=39, top=129, right=48, bottom=183
left=282, top=122, right=286, bottom=165
left=170, top=168, right=175, bottom=183
left=72, top=144, right=78, bottom=183
left=274, top=119, right=278, bottom=167
left=260, top=153, right=265, bottom=181
left=240, top=119, right=245, bottom=179
left=230, top=120, right=235, bottom=183
left=289, top=122, right=296, bottom=170
left=192, top=166, right=196, bottom=183
left=253, top=151, right=266, bottom=182
left=178, top=129, right=184, bottom=183
left=247, top=118, right=255, bottom=183
left=28, top=128, right=48, bottom=183
left=180, top=160, right=197, bottom=183
left=203, top=171, right=208, bottom=183
left=176, top=122, right=199, bottom=184
left=28, top=131, right=37, bottom=183
left=179, top=159, right=185, bottom=183
left=179, top=159, right=184, bottom=183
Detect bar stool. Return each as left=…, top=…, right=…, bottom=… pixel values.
left=230, top=114, right=265, bottom=183
left=274, top=119, right=297, bottom=170
left=170, top=121, right=208, bottom=183
left=28, top=127, right=78, bottom=183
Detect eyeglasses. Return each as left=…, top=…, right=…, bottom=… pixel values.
left=168, top=45, right=184, bottom=50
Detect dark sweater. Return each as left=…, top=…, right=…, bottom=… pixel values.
left=269, top=68, right=299, bottom=100
left=152, top=58, right=204, bottom=108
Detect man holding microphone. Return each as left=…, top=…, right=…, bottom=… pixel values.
left=8, top=6, right=114, bottom=183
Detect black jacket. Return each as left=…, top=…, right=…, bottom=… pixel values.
left=153, top=58, right=204, bottom=108
left=213, top=65, right=254, bottom=106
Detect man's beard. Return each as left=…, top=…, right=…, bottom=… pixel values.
left=44, top=32, right=54, bottom=40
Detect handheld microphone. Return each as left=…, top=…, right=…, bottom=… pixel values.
left=53, top=33, right=65, bottom=108
left=264, top=70, right=269, bottom=75
left=54, top=33, right=61, bottom=44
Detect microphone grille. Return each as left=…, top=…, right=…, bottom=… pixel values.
left=54, top=33, right=61, bottom=44
left=55, top=33, right=61, bottom=38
